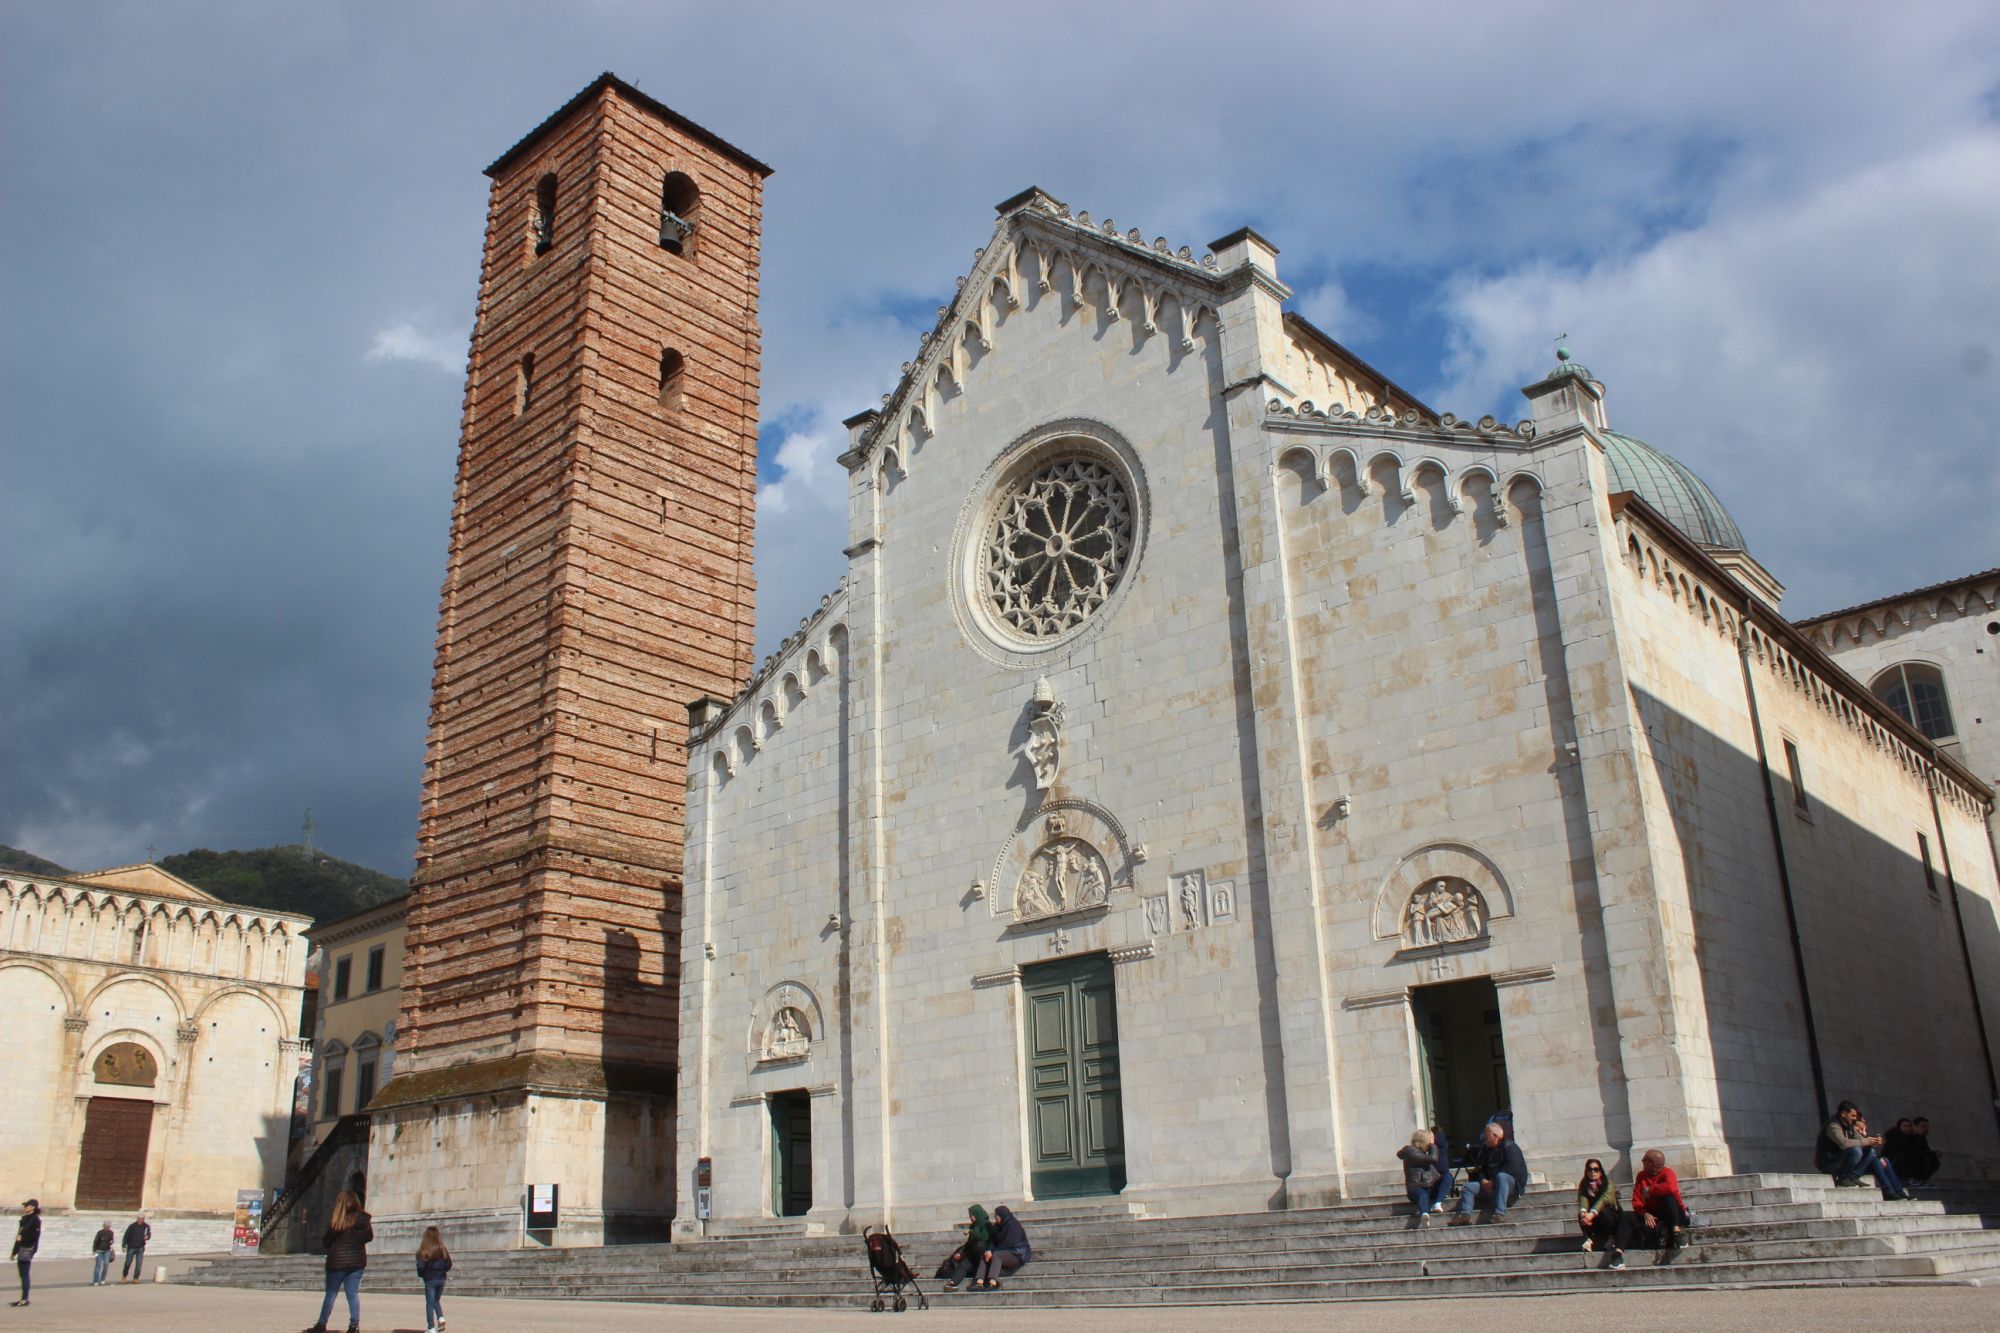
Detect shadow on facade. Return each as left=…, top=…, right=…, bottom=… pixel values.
left=601, top=919, right=677, bottom=1241
left=1630, top=685, right=2000, bottom=1172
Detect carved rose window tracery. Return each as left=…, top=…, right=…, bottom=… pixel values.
left=983, top=455, right=1134, bottom=640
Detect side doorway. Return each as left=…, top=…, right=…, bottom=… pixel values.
left=768, top=1090, right=812, bottom=1217
left=1411, top=976, right=1511, bottom=1166
left=1022, top=953, right=1126, bottom=1198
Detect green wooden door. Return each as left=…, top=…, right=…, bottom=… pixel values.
left=1023, top=954, right=1126, bottom=1198
left=769, top=1090, right=812, bottom=1217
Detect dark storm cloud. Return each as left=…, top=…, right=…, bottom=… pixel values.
left=4, top=1, right=1997, bottom=875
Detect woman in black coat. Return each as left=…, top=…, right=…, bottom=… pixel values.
left=309, top=1189, right=373, bottom=1333
left=972, top=1204, right=1032, bottom=1290
left=9, top=1200, right=38, bottom=1308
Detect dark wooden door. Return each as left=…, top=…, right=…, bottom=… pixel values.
left=1023, top=954, right=1125, bottom=1198
left=769, top=1091, right=812, bottom=1217
left=75, top=1096, right=153, bottom=1210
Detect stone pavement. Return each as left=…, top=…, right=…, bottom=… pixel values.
left=4, top=1256, right=1996, bottom=1333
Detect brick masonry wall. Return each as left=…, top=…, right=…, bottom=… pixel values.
left=398, top=84, right=763, bottom=1079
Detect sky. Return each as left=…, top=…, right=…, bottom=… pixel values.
left=3, top=1, right=1996, bottom=878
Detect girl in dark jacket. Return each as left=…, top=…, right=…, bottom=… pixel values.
left=972, top=1204, right=1031, bottom=1290
left=416, top=1225, right=453, bottom=1333
left=308, top=1189, right=372, bottom=1333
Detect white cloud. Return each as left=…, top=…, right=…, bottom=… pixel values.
left=1434, top=129, right=2000, bottom=616
left=365, top=319, right=466, bottom=373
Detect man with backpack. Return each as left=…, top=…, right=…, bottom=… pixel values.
left=1450, top=1120, right=1528, bottom=1224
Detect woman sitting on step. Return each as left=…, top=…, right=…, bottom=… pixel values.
left=937, top=1204, right=991, bottom=1290
left=1398, top=1128, right=1452, bottom=1224
left=972, top=1205, right=1031, bottom=1290
left=1575, top=1158, right=1625, bottom=1268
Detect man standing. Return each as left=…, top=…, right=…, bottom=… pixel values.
left=1821, top=1101, right=1910, bottom=1199
left=91, top=1221, right=115, bottom=1286
left=121, top=1214, right=151, bottom=1283
left=1450, top=1121, right=1528, bottom=1224
left=9, top=1200, right=38, bottom=1308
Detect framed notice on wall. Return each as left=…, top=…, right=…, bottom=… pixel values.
left=525, top=1183, right=560, bottom=1231
left=232, top=1190, right=264, bottom=1254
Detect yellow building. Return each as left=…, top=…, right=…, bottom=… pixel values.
left=0, top=864, right=311, bottom=1223
left=306, top=895, right=406, bottom=1141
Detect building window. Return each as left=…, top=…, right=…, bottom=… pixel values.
left=660, top=171, right=699, bottom=256
left=1871, top=663, right=1956, bottom=742
left=533, top=172, right=557, bottom=255
left=515, top=352, right=535, bottom=417
left=321, top=1065, right=344, bottom=1118
left=333, top=955, right=352, bottom=1002
left=658, top=347, right=684, bottom=410
left=1919, top=833, right=1939, bottom=897
left=1783, top=739, right=1810, bottom=819
left=130, top=921, right=146, bottom=965
left=366, top=945, right=385, bottom=993
left=355, top=1058, right=377, bottom=1110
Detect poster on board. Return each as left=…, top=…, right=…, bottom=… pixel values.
left=232, top=1189, right=264, bottom=1254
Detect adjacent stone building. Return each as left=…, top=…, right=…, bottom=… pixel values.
left=369, top=73, right=769, bottom=1247
left=1798, top=568, right=2000, bottom=844
left=307, top=895, right=406, bottom=1143
left=0, top=864, right=310, bottom=1217
left=675, top=193, right=2000, bottom=1234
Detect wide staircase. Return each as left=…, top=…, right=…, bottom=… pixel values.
left=179, top=1174, right=2000, bottom=1307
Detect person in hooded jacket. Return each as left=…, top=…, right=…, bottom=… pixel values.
left=937, top=1204, right=991, bottom=1290
left=307, top=1189, right=372, bottom=1333
left=972, top=1204, right=1031, bottom=1290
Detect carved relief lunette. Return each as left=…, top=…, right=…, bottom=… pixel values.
left=1012, top=812, right=1112, bottom=922
left=1403, top=878, right=1488, bottom=948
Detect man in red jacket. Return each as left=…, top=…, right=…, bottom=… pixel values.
left=1629, top=1149, right=1690, bottom=1256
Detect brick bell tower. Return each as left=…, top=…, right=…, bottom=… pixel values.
left=368, top=74, right=768, bottom=1247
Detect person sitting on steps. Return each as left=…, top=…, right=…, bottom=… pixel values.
left=1451, top=1121, right=1527, bottom=1225
left=936, top=1204, right=990, bottom=1290
left=1576, top=1157, right=1625, bottom=1267
left=971, top=1204, right=1031, bottom=1290
left=1627, top=1149, right=1691, bottom=1259
left=1399, top=1127, right=1452, bottom=1226
left=1884, top=1116, right=1941, bottom=1187
left=1818, top=1100, right=1912, bottom=1200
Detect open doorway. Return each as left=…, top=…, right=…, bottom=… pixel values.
left=1411, top=977, right=1511, bottom=1169
left=768, top=1090, right=812, bottom=1217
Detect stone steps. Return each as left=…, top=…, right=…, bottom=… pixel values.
left=30, top=1214, right=233, bottom=1257
left=178, top=1173, right=2000, bottom=1306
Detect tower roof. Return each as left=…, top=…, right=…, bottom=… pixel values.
left=484, top=72, right=774, bottom=180
left=1599, top=429, right=1746, bottom=552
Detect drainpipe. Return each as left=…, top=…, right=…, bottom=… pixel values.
left=1737, top=637, right=1830, bottom=1121
left=1924, top=777, right=2000, bottom=1139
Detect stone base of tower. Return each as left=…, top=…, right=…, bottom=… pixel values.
left=365, top=1056, right=675, bottom=1251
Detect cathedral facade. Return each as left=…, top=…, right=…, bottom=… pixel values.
left=675, top=192, right=2000, bottom=1233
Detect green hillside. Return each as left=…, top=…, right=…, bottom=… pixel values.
left=0, top=844, right=71, bottom=877
left=160, top=846, right=407, bottom=925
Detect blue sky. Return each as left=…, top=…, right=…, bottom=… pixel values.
left=4, top=1, right=1996, bottom=876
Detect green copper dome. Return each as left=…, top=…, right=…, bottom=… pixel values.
left=1599, top=429, right=1747, bottom=552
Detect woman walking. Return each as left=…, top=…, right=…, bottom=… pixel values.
left=972, top=1204, right=1031, bottom=1290
left=416, top=1226, right=452, bottom=1333
left=9, top=1199, right=38, bottom=1308
left=1575, top=1158, right=1625, bottom=1268
left=307, top=1189, right=372, bottom=1333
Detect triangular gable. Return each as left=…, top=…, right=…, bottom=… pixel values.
left=1282, top=312, right=1436, bottom=423
left=67, top=863, right=221, bottom=904
left=840, top=188, right=1231, bottom=475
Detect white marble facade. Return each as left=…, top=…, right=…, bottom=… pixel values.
left=676, top=193, right=2000, bottom=1235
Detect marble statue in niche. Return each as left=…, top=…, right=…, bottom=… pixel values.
left=764, top=1005, right=810, bottom=1061
left=1175, top=870, right=1206, bottom=931
left=1013, top=811, right=1110, bottom=920
left=1403, top=878, right=1488, bottom=948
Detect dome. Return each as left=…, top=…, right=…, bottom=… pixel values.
left=1598, top=429, right=1747, bottom=552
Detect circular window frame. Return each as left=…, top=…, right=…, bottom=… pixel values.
left=949, top=419, right=1149, bottom=668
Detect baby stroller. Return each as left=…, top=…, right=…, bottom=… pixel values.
left=863, top=1225, right=929, bottom=1312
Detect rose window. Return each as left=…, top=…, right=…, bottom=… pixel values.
left=982, top=455, right=1135, bottom=639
